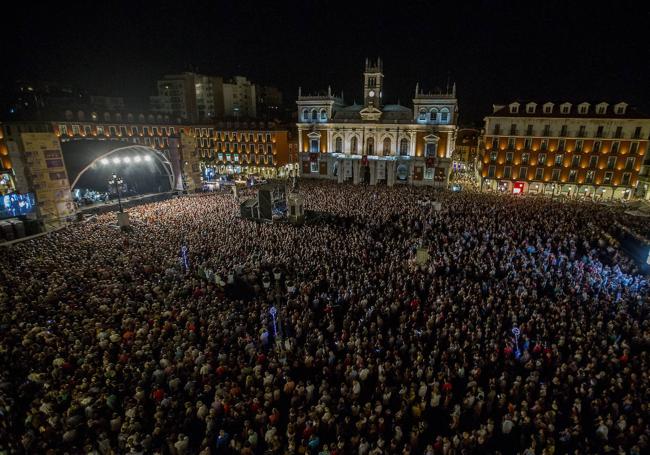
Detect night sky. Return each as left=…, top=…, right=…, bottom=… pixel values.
left=4, top=0, right=649, bottom=125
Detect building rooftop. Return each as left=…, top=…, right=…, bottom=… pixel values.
left=489, top=101, right=650, bottom=119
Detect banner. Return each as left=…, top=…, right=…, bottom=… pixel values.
left=377, top=161, right=386, bottom=180
left=344, top=160, right=352, bottom=178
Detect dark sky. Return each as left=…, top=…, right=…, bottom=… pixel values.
left=4, top=0, right=650, bottom=125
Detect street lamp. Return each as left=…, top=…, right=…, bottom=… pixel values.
left=108, top=173, right=124, bottom=213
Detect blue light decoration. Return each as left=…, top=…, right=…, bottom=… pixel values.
left=512, top=327, right=521, bottom=359
left=269, top=306, right=278, bottom=337
left=180, top=245, right=189, bottom=272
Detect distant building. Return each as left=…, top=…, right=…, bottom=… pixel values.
left=222, top=76, right=256, bottom=119
left=479, top=101, right=650, bottom=199
left=256, top=85, right=283, bottom=120
left=296, top=58, right=458, bottom=186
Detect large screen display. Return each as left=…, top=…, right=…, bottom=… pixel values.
left=1, top=193, right=36, bottom=219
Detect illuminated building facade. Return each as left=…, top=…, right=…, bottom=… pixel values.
left=480, top=101, right=650, bottom=199
left=297, top=58, right=457, bottom=186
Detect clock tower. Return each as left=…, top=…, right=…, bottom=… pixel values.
left=363, top=57, right=384, bottom=108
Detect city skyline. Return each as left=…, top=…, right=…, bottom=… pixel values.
left=3, top=0, right=649, bottom=125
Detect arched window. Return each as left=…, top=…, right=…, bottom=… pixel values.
left=320, top=109, right=327, bottom=121
left=302, top=109, right=308, bottom=121
left=311, top=109, right=317, bottom=121
left=366, top=137, right=374, bottom=155
left=382, top=137, right=391, bottom=156
left=430, top=108, right=439, bottom=123
left=127, top=113, right=134, bottom=122
left=350, top=136, right=358, bottom=154
left=115, top=113, right=122, bottom=122
left=440, top=108, right=450, bottom=123
left=419, top=108, right=426, bottom=121
left=399, top=138, right=409, bottom=156
left=335, top=137, right=343, bottom=153
left=77, top=110, right=85, bottom=121
left=138, top=114, right=145, bottom=122
left=65, top=110, right=73, bottom=120
left=148, top=114, right=154, bottom=122
left=103, top=112, right=111, bottom=121
left=91, top=112, right=98, bottom=121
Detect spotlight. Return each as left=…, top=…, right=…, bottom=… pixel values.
left=144, top=155, right=152, bottom=162
left=134, top=156, right=142, bottom=163
left=112, top=157, right=121, bottom=164
left=123, top=156, right=131, bottom=164
left=100, top=158, right=109, bottom=165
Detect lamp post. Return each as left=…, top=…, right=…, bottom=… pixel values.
left=108, top=173, right=124, bottom=212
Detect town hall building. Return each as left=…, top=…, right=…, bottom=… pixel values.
left=297, top=58, right=457, bottom=186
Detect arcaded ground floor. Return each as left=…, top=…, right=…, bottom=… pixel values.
left=298, top=153, right=452, bottom=187
left=480, top=178, right=639, bottom=201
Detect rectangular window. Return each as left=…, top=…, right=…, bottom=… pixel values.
left=554, top=154, right=563, bottom=166
left=596, top=126, right=604, bottom=138
left=543, top=125, right=550, bottom=136
left=72, top=125, right=80, bottom=135
left=575, top=140, right=583, bottom=152
left=593, top=141, right=601, bottom=153
left=611, top=142, right=620, bottom=154
left=568, top=169, right=577, bottom=182
left=49, top=171, right=67, bottom=180
left=218, top=153, right=224, bottom=161
left=506, top=151, right=513, bottom=163
left=97, top=126, right=104, bottom=135
left=538, top=153, right=547, bottom=165
left=310, top=161, right=319, bottom=173
left=614, top=126, right=622, bottom=138
left=552, top=169, right=560, bottom=181
left=503, top=166, right=511, bottom=178
left=572, top=155, right=580, bottom=168
left=233, top=143, right=238, bottom=153
left=488, top=165, right=496, bottom=178
left=560, top=125, right=567, bottom=137
left=557, top=139, right=565, bottom=152
left=507, top=137, right=515, bottom=149
left=266, top=133, right=271, bottom=142
left=524, top=138, right=532, bottom=149
left=518, top=166, right=528, bottom=180
left=509, top=124, right=517, bottom=135
left=131, top=126, right=139, bottom=135
left=630, top=142, right=639, bottom=154
left=526, top=124, right=533, bottom=135
left=234, top=154, right=239, bottom=163
left=59, top=124, right=68, bottom=135
left=589, top=155, right=598, bottom=169
left=535, top=167, right=544, bottom=180
left=310, top=139, right=319, bottom=153
left=493, top=124, right=501, bottom=135
left=491, top=137, right=499, bottom=149
left=585, top=170, right=595, bottom=183
left=490, top=151, right=498, bottom=162
left=625, top=157, right=635, bottom=171
left=603, top=172, right=613, bottom=184
left=622, top=173, right=631, bottom=185
left=607, top=156, right=616, bottom=170
left=578, top=126, right=586, bottom=137
left=267, top=144, right=272, bottom=154
left=633, top=127, right=642, bottom=139
left=521, top=153, right=529, bottom=165
left=84, top=125, right=91, bottom=136
left=540, top=139, right=548, bottom=150
left=226, top=154, right=231, bottom=162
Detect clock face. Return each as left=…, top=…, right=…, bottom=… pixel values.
left=368, top=90, right=375, bottom=97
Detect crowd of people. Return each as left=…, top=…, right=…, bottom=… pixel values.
left=1, top=180, right=648, bottom=454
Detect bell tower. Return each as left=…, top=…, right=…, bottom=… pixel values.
left=363, top=57, right=384, bottom=108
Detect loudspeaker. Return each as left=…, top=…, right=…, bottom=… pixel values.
left=258, top=189, right=272, bottom=220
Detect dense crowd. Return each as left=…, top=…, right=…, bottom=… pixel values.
left=1, top=180, right=648, bottom=454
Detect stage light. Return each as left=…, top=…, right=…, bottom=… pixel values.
left=134, top=156, right=142, bottom=163
left=112, top=157, right=121, bottom=164
left=144, top=155, right=152, bottom=162
left=100, top=158, right=109, bottom=165
left=123, top=156, right=131, bottom=164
